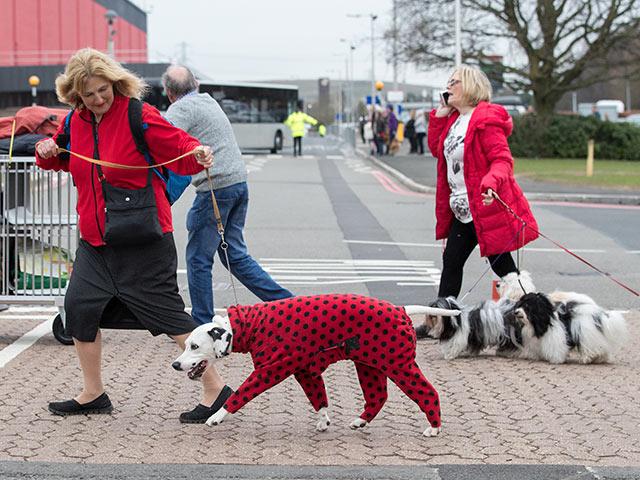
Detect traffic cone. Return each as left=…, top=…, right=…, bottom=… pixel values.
left=492, top=273, right=500, bottom=301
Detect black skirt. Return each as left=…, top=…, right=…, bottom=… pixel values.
left=64, top=233, right=196, bottom=342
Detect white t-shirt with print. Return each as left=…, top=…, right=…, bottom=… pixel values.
left=443, top=111, right=473, bottom=223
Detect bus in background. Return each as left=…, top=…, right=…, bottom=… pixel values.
left=145, top=80, right=298, bottom=153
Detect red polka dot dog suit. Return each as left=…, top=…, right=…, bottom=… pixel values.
left=223, top=293, right=441, bottom=429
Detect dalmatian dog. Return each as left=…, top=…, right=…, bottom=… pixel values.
left=173, top=294, right=460, bottom=437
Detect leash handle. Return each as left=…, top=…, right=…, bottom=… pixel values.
left=205, top=169, right=224, bottom=236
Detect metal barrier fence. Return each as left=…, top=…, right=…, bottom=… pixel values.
left=0, top=156, right=78, bottom=342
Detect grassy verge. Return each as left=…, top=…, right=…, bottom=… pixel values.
left=513, top=158, right=640, bottom=189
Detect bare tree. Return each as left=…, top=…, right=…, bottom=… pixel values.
left=391, top=0, right=640, bottom=120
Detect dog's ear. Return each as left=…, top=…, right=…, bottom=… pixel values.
left=207, top=327, right=227, bottom=341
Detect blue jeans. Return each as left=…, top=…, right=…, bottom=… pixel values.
left=186, top=182, right=293, bottom=325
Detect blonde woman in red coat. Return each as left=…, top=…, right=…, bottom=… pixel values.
left=417, top=66, right=538, bottom=337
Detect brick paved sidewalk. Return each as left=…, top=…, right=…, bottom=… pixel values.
left=0, top=311, right=638, bottom=466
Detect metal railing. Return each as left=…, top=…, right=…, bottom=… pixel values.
left=0, top=156, right=78, bottom=307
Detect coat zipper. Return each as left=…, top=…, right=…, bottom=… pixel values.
left=91, top=117, right=105, bottom=243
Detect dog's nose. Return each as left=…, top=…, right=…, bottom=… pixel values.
left=171, top=361, right=182, bottom=371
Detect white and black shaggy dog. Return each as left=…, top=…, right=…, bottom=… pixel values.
left=512, top=291, right=628, bottom=364
left=172, top=294, right=462, bottom=437
left=421, top=297, right=523, bottom=360
left=499, top=271, right=628, bottom=364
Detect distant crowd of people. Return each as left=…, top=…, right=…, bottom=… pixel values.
left=360, top=105, right=428, bottom=157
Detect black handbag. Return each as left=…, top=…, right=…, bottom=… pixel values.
left=98, top=165, right=163, bottom=246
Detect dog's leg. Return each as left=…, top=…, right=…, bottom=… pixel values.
left=221, top=363, right=294, bottom=416
left=205, top=408, right=230, bottom=426
left=349, top=362, right=388, bottom=429
left=293, top=369, right=331, bottom=431
left=316, top=407, right=331, bottom=432
left=388, top=360, right=441, bottom=436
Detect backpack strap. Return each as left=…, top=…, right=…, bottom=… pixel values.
left=127, top=97, right=161, bottom=185
left=55, top=110, right=74, bottom=161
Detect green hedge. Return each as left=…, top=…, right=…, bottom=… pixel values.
left=509, top=114, right=640, bottom=160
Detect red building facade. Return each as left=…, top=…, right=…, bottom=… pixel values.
left=0, top=0, right=147, bottom=66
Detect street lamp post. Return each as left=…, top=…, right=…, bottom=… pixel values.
left=455, top=0, right=461, bottom=67
left=340, top=39, right=357, bottom=123
left=28, top=75, right=40, bottom=106
left=105, top=9, right=118, bottom=58
left=348, top=13, right=377, bottom=110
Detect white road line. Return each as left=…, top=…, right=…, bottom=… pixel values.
left=0, top=315, right=55, bottom=320
left=344, top=239, right=606, bottom=254
left=0, top=319, right=52, bottom=369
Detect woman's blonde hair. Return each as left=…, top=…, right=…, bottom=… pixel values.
left=55, top=48, right=149, bottom=110
left=451, top=65, right=492, bottom=107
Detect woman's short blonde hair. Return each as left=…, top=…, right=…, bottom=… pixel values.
left=450, top=65, right=492, bottom=107
left=55, top=48, right=149, bottom=110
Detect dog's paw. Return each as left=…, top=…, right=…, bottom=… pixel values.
left=316, top=407, right=331, bottom=431
left=205, top=408, right=229, bottom=426
left=349, top=418, right=367, bottom=430
left=423, top=426, right=441, bottom=437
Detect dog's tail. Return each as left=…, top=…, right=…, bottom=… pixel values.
left=404, top=305, right=461, bottom=317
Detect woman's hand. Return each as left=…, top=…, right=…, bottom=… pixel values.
left=481, top=188, right=498, bottom=206
left=36, top=138, right=58, bottom=159
left=194, top=145, right=214, bottom=169
left=435, top=92, right=454, bottom=118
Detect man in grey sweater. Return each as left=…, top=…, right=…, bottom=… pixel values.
left=162, top=65, right=293, bottom=422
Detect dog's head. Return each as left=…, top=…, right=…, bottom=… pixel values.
left=172, top=315, right=233, bottom=380
left=424, top=297, right=463, bottom=340
left=497, top=271, right=536, bottom=300
left=513, top=292, right=556, bottom=338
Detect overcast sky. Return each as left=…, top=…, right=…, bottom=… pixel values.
left=131, top=0, right=447, bottom=88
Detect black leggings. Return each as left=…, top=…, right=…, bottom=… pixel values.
left=438, top=218, right=518, bottom=298
left=293, top=136, right=302, bottom=156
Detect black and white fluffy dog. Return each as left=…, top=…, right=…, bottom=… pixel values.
left=499, top=272, right=628, bottom=364
left=423, top=297, right=523, bottom=360
left=512, top=291, right=627, bottom=364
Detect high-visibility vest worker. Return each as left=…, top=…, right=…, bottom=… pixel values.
left=284, top=109, right=318, bottom=138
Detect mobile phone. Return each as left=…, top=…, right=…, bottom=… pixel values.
left=440, top=91, right=450, bottom=105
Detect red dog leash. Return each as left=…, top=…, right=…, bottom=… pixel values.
left=493, top=195, right=639, bottom=297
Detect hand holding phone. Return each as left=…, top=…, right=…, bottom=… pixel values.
left=439, top=91, right=450, bottom=106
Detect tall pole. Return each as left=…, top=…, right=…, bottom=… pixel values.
left=350, top=45, right=355, bottom=122
left=455, top=0, right=461, bottom=67
left=371, top=14, right=377, bottom=109
left=393, top=0, right=398, bottom=90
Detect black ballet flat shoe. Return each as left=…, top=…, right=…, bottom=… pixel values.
left=48, top=392, right=113, bottom=416
left=179, top=385, right=234, bottom=424
left=414, top=324, right=433, bottom=340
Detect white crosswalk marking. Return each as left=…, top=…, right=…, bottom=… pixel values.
left=258, top=258, right=440, bottom=286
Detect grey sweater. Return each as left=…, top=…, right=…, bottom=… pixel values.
left=165, top=92, right=247, bottom=192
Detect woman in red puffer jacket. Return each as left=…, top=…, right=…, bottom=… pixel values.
left=422, top=66, right=538, bottom=320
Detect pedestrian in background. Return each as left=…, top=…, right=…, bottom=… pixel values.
left=416, top=65, right=539, bottom=338
left=372, top=105, right=386, bottom=156
left=414, top=109, right=426, bottom=155
left=385, top=105, right=398, bottom=156
left=284, top=102, right=318, bottom=156
left=35, top=48, right=226, bottom=422
left=405, top=109, right=417, bottom=154
left=363, top=112, right=375, bottom=155
left=162, top=64, right=293, bottom=317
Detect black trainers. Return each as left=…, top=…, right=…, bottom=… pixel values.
left=415, top=324, right=432, bottom=339
left=48, top=392, right=113, bottom=416
left=179, top=385, right=234, bottom=424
